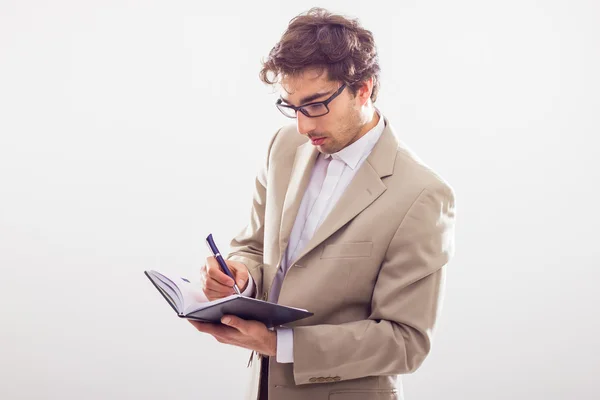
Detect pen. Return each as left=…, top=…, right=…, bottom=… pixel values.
left=205, top=233, right=241, bottom=295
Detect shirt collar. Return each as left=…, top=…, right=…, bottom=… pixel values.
left=324, top=109, right=385, bottom=170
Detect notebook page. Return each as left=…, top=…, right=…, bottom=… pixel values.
left=183, top=294, right=240, bottom=316
left=148, top=270, right=183, bottom=312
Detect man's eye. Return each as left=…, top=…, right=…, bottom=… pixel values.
left=303, top=104, right=326, bottom=112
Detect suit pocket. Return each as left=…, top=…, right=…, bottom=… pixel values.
left=329, top=389, right=398, bottom=399
left=320, top=242, right=373, bottom=259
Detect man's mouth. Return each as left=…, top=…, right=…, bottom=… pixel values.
left=310, top=137, right=326, bottom=145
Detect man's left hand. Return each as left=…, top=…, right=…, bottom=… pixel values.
left=189, top=316, right=277, bottom=357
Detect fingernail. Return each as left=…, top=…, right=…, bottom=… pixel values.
left=222, top=317, right=231, bottom=324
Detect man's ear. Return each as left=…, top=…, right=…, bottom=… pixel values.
left=356, top=76, right=374, bottom=106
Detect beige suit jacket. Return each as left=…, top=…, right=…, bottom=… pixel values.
left=227, top=116, right=456, bottom=400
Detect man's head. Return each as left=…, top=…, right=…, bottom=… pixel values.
left=260, top=8, right=381, bottom=154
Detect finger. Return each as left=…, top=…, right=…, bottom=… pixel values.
left=189, top=320, right=235, bottom=337
left=188, top=320, right=240, bottom=346
left=188, top=320, right=220, bottom=335
left=203, top=286, right=234, bottom=300
left=188, top=319, right=205, bottom=329
left=206, top=256, right=235, bottom=286
left=221, top=315, right=250, bottom=335
left=231, top=266, right=249, bottom=291
left=204, top=278, right=236, bottom=295
left=199, top=266, right=207, bottom=285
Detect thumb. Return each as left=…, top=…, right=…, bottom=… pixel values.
left=233, top=265, right=249, bottom=289
left=221, top=315, right=248, bottom=333
left=237, top=276, right=247, bottom=290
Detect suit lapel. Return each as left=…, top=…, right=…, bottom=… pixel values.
left=285, top=120, right=400, bottom=266
left=278, top=141, right=319, bottom=260
left=289, top=162, right=385, bottom=266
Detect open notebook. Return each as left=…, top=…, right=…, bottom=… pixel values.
left=144, top=270, right=313, bottom=328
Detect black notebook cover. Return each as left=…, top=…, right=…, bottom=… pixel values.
left=145, top=271, right=313, bottom=328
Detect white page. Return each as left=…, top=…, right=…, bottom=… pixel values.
left=149, top=269, right=241, bottom=315
left=173, top=274, right=241, bottom=315
left=183, top=294, right=241, bottom=316
left=148, top=270, right=183, bottom=312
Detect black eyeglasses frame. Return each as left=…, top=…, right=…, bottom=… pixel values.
left=275, top=84, right=347, bottom=118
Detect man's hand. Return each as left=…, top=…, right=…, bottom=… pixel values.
left=200, top=257, right=249, bottom=301
left=189, top=316, right=277, bottom=357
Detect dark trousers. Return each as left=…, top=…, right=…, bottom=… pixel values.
left=259, top=356, right=269, bottom=400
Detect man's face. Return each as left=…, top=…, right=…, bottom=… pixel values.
left=279, top=69, right=365, bottom=155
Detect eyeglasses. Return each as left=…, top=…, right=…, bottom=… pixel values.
left=275, top=84, right=347, bottom=118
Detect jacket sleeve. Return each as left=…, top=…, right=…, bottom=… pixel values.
left=226, top=128, right=281, bottom=299
left=291, top=182, right=456, bottom=384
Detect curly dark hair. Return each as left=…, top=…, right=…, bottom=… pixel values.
left=259, top=7, right=381, bottom=102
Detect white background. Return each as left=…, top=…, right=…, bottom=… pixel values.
left=1, top=0, right=599, bottom=399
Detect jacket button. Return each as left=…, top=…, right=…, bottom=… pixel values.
left=325, top=377, right=334, bottom=382
left=317, top=377, right=326, bottom=382
left=309, top=377, right=317, bottom=383
left=333, top=376, right=341, bottom=381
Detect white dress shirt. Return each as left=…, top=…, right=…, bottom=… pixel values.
left=246, top=109, right=385, bottom=363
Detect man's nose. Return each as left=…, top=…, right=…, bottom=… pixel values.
left=296, top=112, right=317, bottom=136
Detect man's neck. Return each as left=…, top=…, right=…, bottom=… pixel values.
left=356, top=107, right=380, bottom=141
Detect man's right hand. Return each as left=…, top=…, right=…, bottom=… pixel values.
left=200, top=257, right=250, bottom=301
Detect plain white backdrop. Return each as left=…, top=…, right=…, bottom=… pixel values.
left=1, top=0, right=599, bottom=399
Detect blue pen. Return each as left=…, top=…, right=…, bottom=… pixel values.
left=205, top=234, right=241, bottom=295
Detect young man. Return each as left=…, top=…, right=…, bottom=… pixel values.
left=190, top=7, right=456, bottom=400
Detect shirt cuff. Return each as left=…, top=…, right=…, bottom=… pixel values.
left=276, top=328, right=294, bottom=363
left=241, top=273, right=255, bottom=297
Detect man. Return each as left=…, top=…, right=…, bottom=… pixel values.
left=190, top=7, right=456, bottom=400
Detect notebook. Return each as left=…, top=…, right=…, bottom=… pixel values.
left=144, top=270, right=313, bottom=328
